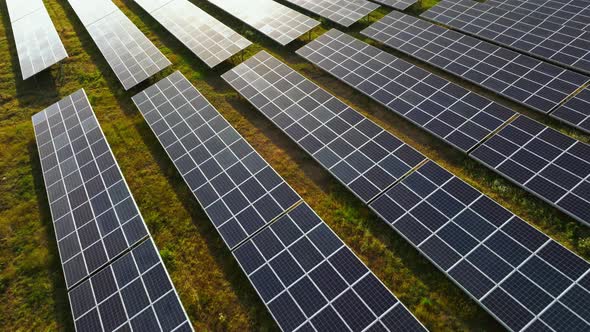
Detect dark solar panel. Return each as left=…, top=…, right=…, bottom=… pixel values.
left=470, top=115, right=590, bottom=226
left=206, top=0, right=319, bottom=46
left=68, top=0, right=171, bottom=90
left=33, top=89, right=150, bottom=289
left=369, top=160, right=590, bottom=332
left=296, top=29, right=515, bottom=152
left=6, top=0, right=68, bottom=80
left=132, top=71, right=301, bottom=249
left=134, top=0, right=251, bottom=68
left=221, top=51, right=426, bottom=203
left=371, top=0, right=417, bottom=10
left=361, top=11, right=589, bottom=114
left=68, top=238, right=193, bottom=332
left=282, top=0, right=379, bottom=27
left=552, top=87, right=590, bottom=134
left=421, top=0, right=590, bottom=75
left=233, top=203, right=427, bottom=332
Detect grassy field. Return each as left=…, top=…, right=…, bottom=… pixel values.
left=1, top=0, right=589, bottom=331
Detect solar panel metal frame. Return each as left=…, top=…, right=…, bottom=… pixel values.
left=552, top=86, right=590, bottom=134
left=421, top=0, right=590, bottom=75
left=32, top=89, right=150, bottom=289
left=133, top=0, right=252, bottom=68
left=361, top=11, right=590, bottom=115
left=233, top=202, right=427, bottom=332
left=68, top=0, right=171, bottom=90
left=470, top=115, right=590, bottom=226
left=221, top=50, right=428, bottom=204
left=282, top=0, right=379, bottom=27
left=68, top=238, right=193, bottom=332
left=296, top=29, right=516, bottom=153
left=206, top=0, right=320, bottom=46
left=369, top=0, right=417, bottom=10
left=132, top=71, right=302, bottom=250
left=7, top=0, right=68, bottom=80
left=369, top=160, right=590, bottom=332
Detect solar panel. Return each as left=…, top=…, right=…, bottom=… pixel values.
left=233, top=202, right=426, bottom=332
left=132, top=71, right=301, bottom=249
left=470, top=115, right=590, bottom=226
left=296, top=29, right=515, bottom=152
left=68, top=238, right=193, bottom=331
left=68, top=0, right=171, bottom=90
left=361, top=11, right=589, bottom=114
left=133, top=0, right=251, bottom=68
left=421, top=0, right=590, bottom=75
left=370, top=0, right=417, bottom=10
left=6, top=0, right=68, bottom=80
left=133, top=71, right=427, bottom=332
left=221, top=51, right=427, bottom=203
left=32, top=89, right=150, bottom=289
left=552, top=87, right=590, bottom=134
left=206, top=0, right=320, bottom=46
left=487, top=0, right=590, bottom=32
left=369, top=160, right=590, bottom=332
left=281, top=0, right=379, bottom=27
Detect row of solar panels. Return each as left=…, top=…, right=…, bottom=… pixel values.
left=6, top=0, right=416, bottom=83
left=223, top=50, right=590, bottom=332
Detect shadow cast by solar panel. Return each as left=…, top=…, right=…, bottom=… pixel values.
left=28, top=139, right=75, bottom=332
left=0, top=0, right=59, bottom=107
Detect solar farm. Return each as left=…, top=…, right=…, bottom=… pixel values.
left=1, top=0, right=590, bottom=331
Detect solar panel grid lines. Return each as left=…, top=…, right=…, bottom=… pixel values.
left=421, top=0, right=590, bottom=75
left=134, top=0, right=252, bottom=68
left=232, top=203, right=427, bottom=332
left=368, top=160, right=590, bottom=332
left=67, top=0, right=171, bottom=90
left=296, top=29, right=516, bottom=153
left=552, top=86, right=590, bottom=133
left=132, top=71, right=302, bottom=249
left=369, top=0, right=417, bottom=10
left=6, top=0, right=68, bottom=80
left=68, top=238, right=194, bottom=332
left=282, top=0, right=379, bottom=27
left=32, top=89, right=150, bottom=289
left=470, top=115, right=590, bottom=226
left=206, top=0, right=320, bottom=45
left=361, top=11, right=590, bottom=115
left=486, top=0, right=590, bottom=32
left=221, top=51, right=428, bottom=203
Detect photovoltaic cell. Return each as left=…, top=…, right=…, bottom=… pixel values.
left=552, top=87, right=590, bottom=134
left=369, top=160, right=590, bottom=332
left=233, top=203, right=427, bottom=332
left=68, top=238, right=193, bottom=332
left=221, top=51, right=426, bottom=203
left=421, top=0, right=590, bottom=75
left=370, top=0, right=417, bottom=10
left=361, top=11, right=589, bottom=114
left=32, top=90, right=149, bottom=289
left=68, top=0, right=171, bottom=90
left=470, top=115, right=590, bottom=226
left=296, top=29, right=515, bottom=152
left=132, top=71, right=301, bottom=249
left=134, top=0, right=251, bottom=68
left=282, top=0, right=379, bottom=27
left=487, top=0, right=590, bottom=32
left=6, top=0, right=68, bottom=80
left=206, top=0, right=319, bottom=46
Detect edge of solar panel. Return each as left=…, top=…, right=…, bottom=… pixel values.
left=360, top=11, right=590, bottom=116
left=32, top=89, right=151, bottom=289
left=368, top=160, right=590, bottom=332
left=551, top=86, right=590, bottom=134
left=370, top=0, right=416, bottom=10
left=131, top=71, right=303, bottom=250
left=231, top=202, right=428, bottom=332
left=221, top=50, right=428, bottom=204
left=67, top=237, right=194, bottom=332
left=284, top=0, right=380, bottom=27
left=295, top=29, right=516, bottom=154
left=135, top=0, right=252, bottom=68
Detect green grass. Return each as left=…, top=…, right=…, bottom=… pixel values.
left=0, top=0, right=589, bottom=331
